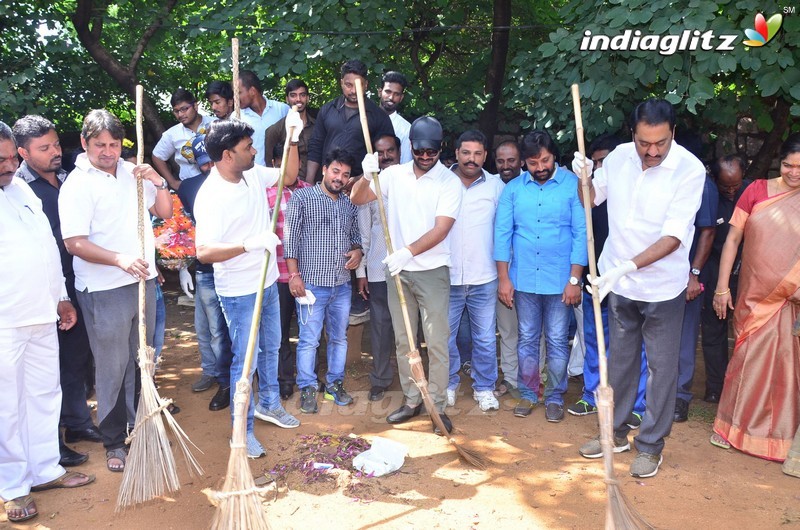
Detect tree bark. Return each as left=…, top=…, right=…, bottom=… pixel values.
left=477, top=0, right=511, bottom=151
left=746, top=97, right=791, bottom=180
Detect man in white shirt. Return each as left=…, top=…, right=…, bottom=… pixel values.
left=574, top=99, right=705, bottom=478
left=446, top=130, right=504, bottom=412
left=194, top=115, right=302, bottom=459
left=352, top=116, right=462, bottom=434
left=59, top=109, right=173, bottom=473
left=0, top=121, right=93, bottom=523
left=152, top=88, right=215, bottom=190
left=238, top=70, right=290, bottom=166
left=379, top=71, right=412, bottom=163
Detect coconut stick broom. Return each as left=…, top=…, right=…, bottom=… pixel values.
left=354, top=78, right=487, bottom=469
left=203, top=119, right=299, bottom=530
left=571, top=83, right=653, bottom=530
left=117, top=85, right=204, bottom=510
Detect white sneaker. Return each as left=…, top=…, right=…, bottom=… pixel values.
left=446, top=388, right=456, bottom=407
left=474, top=390, right=500, bottom=412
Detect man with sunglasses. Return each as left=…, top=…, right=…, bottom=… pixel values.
left=351, top=116, right=462, bottom=435
left=152, top=88, right=215, bottom=190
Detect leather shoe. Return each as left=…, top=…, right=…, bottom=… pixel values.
left=386, top=403, right=423, bottom=424
left=280, top=383, right=294, bottom=401
left=674, top=398, right=689, bottom=423
left=59, top=442, right=89, bottom=467
left=209, top=385, right=230, bottom=411
left=704, top=391, right=721, bottom=404
left=433, top=413, right=453, bottom=436
left=368, top=386, right=386, bottom=401
left=64, top=426, right=102, bottom=444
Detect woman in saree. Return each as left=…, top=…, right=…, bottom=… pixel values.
left=710, top=134, right=800, bottom=469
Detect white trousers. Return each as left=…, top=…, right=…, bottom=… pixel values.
left=0, top=323, right=64, bottom=500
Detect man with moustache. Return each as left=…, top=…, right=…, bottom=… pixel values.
left=152, top=88, right=215, bottom=190
left=284, top=149, right=362, bottom=414
left=379, top=71, right=412, bottom=163
left=494, top=140, right=524, bottom=183
left=238, top=70, right=290, bottom=166
left=446, top=130, right=504, bottom=412
left=305, top=60, right=395, bottom=183
left=573, top=99, right=705, bottom=478
left=495, top=130, right=586, bottom=422
left=205, top=80, right=235, bottom=120
left=265, top=79, right=316, bottom=183
left=12, top=116, right=101, bottom=466
left=352, top=116, right=462, bottom=434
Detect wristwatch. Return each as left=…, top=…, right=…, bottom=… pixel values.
left=157, top=177, right=169, bottom=190
left=690, top=267, right=701, bottom=276
left=568, top=276, right=580, bottom=286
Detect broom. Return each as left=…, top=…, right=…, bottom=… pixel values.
left=354, top=78, right=487, bottom=469
left=571, top=84, right=652, bottom=529
left=117, top=85, right=204, bottom=510
left=203, top=119, right=299, bottom=530
left=232, top=38, right=241, bottom=120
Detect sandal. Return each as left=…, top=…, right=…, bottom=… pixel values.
left=31, top=471, right=95, bottom=492
left=167, top=402, right=181, bottom=415
left=494, top=379, right=513, bottom=397
left=710, top=432, right=731, bottom=450
left=106, top=447, right=128, bottom=472
left=4, top=494, right=37, bottom=523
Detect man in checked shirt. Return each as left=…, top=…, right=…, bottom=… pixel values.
left=284, top=148, right=363, bottom=414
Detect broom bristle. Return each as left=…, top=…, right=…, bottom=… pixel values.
left=205, top=444, right=271, bottom=530
left=607, top=483, right=654, bottom=530
left=454, top=444, right=489, bottom=469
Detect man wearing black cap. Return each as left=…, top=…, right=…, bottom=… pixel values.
left=350, top=116, right=462, bottom=434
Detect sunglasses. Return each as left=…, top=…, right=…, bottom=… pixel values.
left=412, top=148, right=440, bottom=157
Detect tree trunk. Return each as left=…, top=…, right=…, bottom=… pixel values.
left=477, top=0, right=511, bottom=150
left=746, top=97, right=791, bottom=180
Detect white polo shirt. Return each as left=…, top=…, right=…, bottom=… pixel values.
left=448, top=169, right=504, bottom=286
left=1, top=178, right=67, bottom=328
left=374, top=160, right=462, bottom=272
left=194, top=164, right=280, bottom=297
left=152, top=115, right=215, bottom=180
left=388, top=111, right=412, bottom=163
left=593, top=141, right=705, bottom=302
left=59, top=154, right=158, bottom=293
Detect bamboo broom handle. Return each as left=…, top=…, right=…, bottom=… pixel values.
left=232, top=38, right=240, bottom=120
left=135, top=85, right=148, bottom=359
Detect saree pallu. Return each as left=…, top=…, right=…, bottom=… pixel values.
left=713, top=188, right=800, bottom=461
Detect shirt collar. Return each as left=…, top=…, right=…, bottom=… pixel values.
left=449, top=164, right=489, bottom=188
left=16, top=161, right=68, bottom=184
left=523, top=165, right=567, bottom=186
left=75, top=152, right=126, bottom=177
left=626, top=140, right=682, bottom=172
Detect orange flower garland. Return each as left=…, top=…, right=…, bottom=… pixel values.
left=153, top=192, right=196, bottom=270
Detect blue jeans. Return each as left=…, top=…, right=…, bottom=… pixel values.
left=516, top=292, right=571, bottom=405
left=195, top=270, right=233, bottom=385
left=219, top=283, right=281, bottom=432
left=448, top=280, right=498, bottom=392
left=153, top=283, right=166, bottom=362
left=295, top=282, right=351, bottom=390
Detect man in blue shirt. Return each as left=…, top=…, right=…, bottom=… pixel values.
left=494, top=130, right=587, bottom=422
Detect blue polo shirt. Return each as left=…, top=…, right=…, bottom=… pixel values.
left=494, top=165, right=587, bottom=295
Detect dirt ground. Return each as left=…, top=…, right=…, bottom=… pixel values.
left=5, top=276, right=799, bottom=530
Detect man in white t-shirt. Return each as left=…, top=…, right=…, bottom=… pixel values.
left=152, top=88, right=215, bottom=190
left=59, top=109, right=173, bottom=473
left=379, top=71, right=412, bottom=163
left=194, top=113, right=302, bottom=459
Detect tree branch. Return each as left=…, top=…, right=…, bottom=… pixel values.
left=129, top=0, right=179, bottom=71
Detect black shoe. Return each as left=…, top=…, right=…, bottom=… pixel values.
left=368, top=386, right=386, bottom=401
left=433, top=413, right=453, bottom=436
left=209, top=385, right=230, bottom=411
left=59, top=442, right=89, bottom=467
left=674, top=398, right=689, bottom=423
left=280, top=383, right=294, bottom=401
left=386, top=403, right=423, bottom=424
left=64, top=426, right=102, bottom=444
left=704, top=391, right=721, bottom=404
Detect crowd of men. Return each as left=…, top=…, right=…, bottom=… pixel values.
left=1, top=58, right=752, bottom=522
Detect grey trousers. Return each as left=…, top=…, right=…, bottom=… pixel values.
left=496, top=299, right=518, bottom=387
left=609, top=290, right=686, bottom=455
left=368, top=281, right=396, bottom=388
left=386, top=266, right=450, bottom=412
left=77, top=280, right=155, bottom=450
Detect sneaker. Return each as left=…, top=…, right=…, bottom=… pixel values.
left=578, top=435, right=631, bottom=459
left=192, top=374, right=216, bottom=392
left=299, top=386, right=318, bottom=414
left=461, top=360, right=472, bottom=378
left=254, top=404, right=300, bottom=429
left=630, top=451, right=663, bottom=478
left=246, top=432, right=266, bottom=459
left=545, top=402, right=564, bottom=423
left=368, top=385, right=386, bottom=401
left=324, top=380, right=353, bottom=406
left=567, top=399, right=597, bottom=416
left=446, top=388, right=457, bottom=407
left=626, top=411, right=643, bottom=429
left=473, top=390, right=499, bottom=412
left=513, top=398, right=535, bottom=417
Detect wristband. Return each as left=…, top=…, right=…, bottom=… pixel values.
left=288, top=272, right=301, bottom=282
left=714, top=288, right=730, bottom=296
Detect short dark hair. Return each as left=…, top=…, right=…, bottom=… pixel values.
left=81, top=109, right=125, bottom=141
left=373, top=134, right=401, bottom=151
left=204, top=120, right=254, bottom=162
left=455, top=130, right=488, bottom=151
left=170, top=88, right=196, bottom=107
left=272, top=142, right=283, bottom=162
left=239, top=70, right=262, bottom=93
left=382, top=71, right=408, bottom=90
left=587, top=133, right=623, bottom=157
left=629, top=98, right=676, bottom=133
left=323, top=148, right=356, bottom=170
left=495, top=140, right=520, bottom=157
left=709, top=154, right=746, bottom=181
left=0, top=121, right=16, bottom=148
left=520, top=130, right=560, bottom=161
left=205, top=80, right=233, bottom=100
left=340, top=59, right=367, bottom=79
left=285, top=79, right=308, bottom=96
left=12, top=115, right=56, bottom=150
left=779, top=133, right=800, bottom=161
